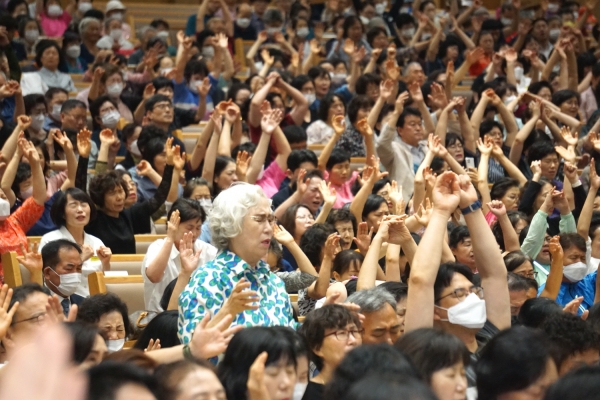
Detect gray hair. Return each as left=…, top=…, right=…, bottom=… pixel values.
left=104, top=16, right=122, bottom=30
left=346, top=287, right=397, bottom=314
left=79, top=17, right=100, bottom=34
left=138, top=25, right=157, bottom=38
left=209, top=183, right=271, bottom=251
left=402, top=61, right=422, bottom=77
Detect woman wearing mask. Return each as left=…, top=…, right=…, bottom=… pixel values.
left=96, top=17, right=134, bottom=54
left=89, top=95, right=127, bottom=156
left=81, top=63, right=134, bottom=123
left=34, top=39, right=76, bottom=93
left=17, top=17, right=41, bottom=58
left=327, top=16, right=372, bottom=65
left=61, top=31, right=84, bottom=73
left=37, top=0, right=73, bottom=38
left=38, top=187, right=112, bottom=297
left=77, top=292, right=131, bottom=353
left=23, top=94, right=49, bottom=141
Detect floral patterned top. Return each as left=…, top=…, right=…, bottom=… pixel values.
left=177, top=250, right=297, bottom=344
left=335, top=124, right=366, bottom=157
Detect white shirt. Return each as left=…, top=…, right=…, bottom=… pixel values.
left=38, top=226, right=105, bottom=297
left=142, top=238, right=218, bottom=312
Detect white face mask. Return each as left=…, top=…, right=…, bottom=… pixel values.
left=293, top=382, right=308, bottom=400
left=160, top=67, right=173, bottom=76
left=236, top=18, right=251, bottom=29
left=110, top=28, right=122, bottom=41
left=66, top=44, right=81, bottom=59
left=267, top=26, right=282, bottom=36
left=78, top=1, right=92, bottom=13
left=156, top=31, right=169, bottom=40
left=25, top=29, right=39, bottom=43
left=47, top=268, right=82, bottom=297
left=436, top=293, right=487, bottom=329
left=514, top=66, right=524, bottom=80
left=375, top=2, right=386, bottom=15
left=202, top=46, right=215, bottom=59
left=189, top=80, right=203, bottom=94
left=129, top=139, right=142, bottom=157
left=198, top=198, right=212, bottom=214
left=304, top=93, right=316, bottom=105
left=107, top=82, right=123, bottom=98
left=402, top=27, right=415, bottom=38
left=563, top=262, right=588, bottom=282
left=501, top=18, right=512, bottom=26
left=421, top=32, right=432, bottom=40
left=332, top=72, right=347, bottom=81
left=547, top=3, right=559, bottom=12
left=47, top=4, right=62, bottom=17
left=296, top=27, right=309, bottom=38
left=30, top=113, right=45, bottom=131
left=461, top=0, right=473, bottom=6
left=51, top=103, right=62, bottom=120
left=359, top=15, right=369, bottom=25
left=0, top=197, right=10, bottom=221
left=102, top=110, right=120, bottom=129
left=111, top=12, right=123, bottom=21
left=106, top=338, right=125, bottom=353
left=549, top=28, right=560, bottom=41
left=504, top=95, right=517, bottom=106
left=20, top=186, right=33, bottom=200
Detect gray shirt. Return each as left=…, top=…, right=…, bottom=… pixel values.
left=37, top=67, right=76, bottom=93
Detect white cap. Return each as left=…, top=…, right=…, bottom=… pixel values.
left=106, top=0, right=126, bottom=13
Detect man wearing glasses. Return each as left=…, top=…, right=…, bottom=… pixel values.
left=346, top=287, right=402, bottom=345
left=60, top=99, right=99, bottom=168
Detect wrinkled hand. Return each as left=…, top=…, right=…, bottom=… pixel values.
left=189, top=313, right=243, bottom=359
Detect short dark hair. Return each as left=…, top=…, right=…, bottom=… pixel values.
left=326, top=148, right=351, bottom=170
left=44, top=87, right=68, bottom=103
left=282, top=125, right=307, bottom=145
left=318, top=92, right=345, bottom=122
left=64, top=321, right=100, bottom=365
left=476, top=326, right=556, bottom=400
left=378, top=281, right=409, bottom=302
left=397, top=107, right=422, bottom=128
left=542, top=313, right=600, bottom=370
left=299, top=223, right=336, bottom=267
left=527, top=140, right=558, bottom=163
left=51, top=187, right=97, bottom=227
left=286, top=149, right=318, bottom=172
left=167, top=198, right=206, bottom=224
left=559, top=232, right=586, bottom=253
left=133, top=310, right=181, bottom=350
left=9, top=283, right=50, bottom=322
left=88, top=171, right=129, bottom=208
left=332, top=250, right=364, bottom=277
left=7, top=0, right=27, bottom=14
left=347, top=95, right=374, bottom=124
left=503, top=250, right=534, bottom=273
left=140, top=136, right=166, bottom=169
left=299, top=304, right=361, bottom=370
left=77, top=293, right=132, bottom=338
left=326, top=208, right=357, bottom=234
left=232, top=142, right=257, bottom=160
left=362, top=194, right=387, bottom=221
left=552, top=89, right=580, bottom=107
left=87, top=362, right=160, bottom=400
left=518, top=297, right=562, bottom=328
left=61, top=99, right=87, bottom=114
left=395, top=328, right=470, bottom=383
left=137, top=124, right=168, bottom=155
left=145, top=94, right=172, bottom=113
left=433, top=262, right=474, bottom=303
left=89, top=95, right=117, bottom=128
left=507, top=272, right=538, bottom=293
left=183, top=177, right=210, bottom=199
left=279, top=204, right=313, bottom=239
left=41, top=239, right=82, bottom=270
left=366, top=26, right=387, bottom=47
left=23, top=93, right=46, bottom=116
left=35, top=39, right=63, bottom=70
left=528, top=80, right=553, bottom=96
left=355, top=73, right=382, bottom=96
left=345, top=375, right=437, bottom=400
left=152, top=76, right=174, bottom=91
left=490, top=177, right=520, bottom=201
left=183, top=59, right=209, bottom=83
left=479, top=119, right=505, bottom=138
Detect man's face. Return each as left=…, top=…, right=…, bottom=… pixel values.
left=533, top=20, right=549, bottom=41
left=361, top=303, right=402, bottom=345
left=49, top=92, right=68, bottom=120
left=5, top=292, right=49, bottom=352
left=300, top=177, right=323, bottom=214
left=451, top=237, right=475, bottom=270
left=43, top=247, right=83, bottom=297
left=397, top=115, right=424, bottom=147
left=61, top=106, right=87, bottom=130
left=434, top=273, right=480, bottom=328
left=407, top=64, right=425, bottom=86
left=148, top=100, right=174, bottom=125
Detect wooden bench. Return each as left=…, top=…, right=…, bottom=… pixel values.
left=1, top=251, right=40, bottom=288
left=26, top=234, right=165, bottom=255
left=88, top=271, right=146, bottom=313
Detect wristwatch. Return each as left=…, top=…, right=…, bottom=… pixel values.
left=460, top=200, right=482, bottom=215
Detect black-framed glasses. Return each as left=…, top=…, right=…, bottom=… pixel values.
left=11, top=312, right=47, bottom=326
left=324, top=329, right=364, bottom=342
left=517, top=270, right=538, bottom=280
left=153, top=103, right=174, bottom=111
left=436, top=286, right=484, bottom=302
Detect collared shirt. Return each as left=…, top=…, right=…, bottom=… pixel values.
left=177, top=250, right=296, bottom=344
left=142, top=237, right=217, bottom=312
left=39, top=225, right=105, bottom=297
left=37, top=67, right=76, bottom=93
left=397, top=139, right=427, bottom=173
left=538, top=272, right=597, bottom=316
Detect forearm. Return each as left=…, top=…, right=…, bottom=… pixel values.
left=315, top=202, right=333, bottom=224
left=195, top=95, right=207, bottom=123
left=317, top=134, right=339, bottom=170
left=274, top=192, right=301, bottom=220
left=367, top=98, right=385, bottom=130
left=520, top=210, right=548, bottom=258
left=470, top=97, right=488, bottom=132
left=497, top=103, right=519, bottom=146
left=558, top=59, right=569, bottom=90
left=496, top=155, right=527, bottom=186
left=458, top=111, right=476, bottom=153
left=566, top=51, right=577, bottom=91
left=1, top=125, right=22, bottom=160
left=415, top=101, right=435, bottom=134
left=577, top=189, right=596, bottom=238
left=190, top=122, right=213, bottom=171
left=231, top=119, right=242, bottom=150
left=249, top=80, right=275, bottom=126
left=1, top=154, right=19, bottom=206
left=145, top=239, right=174, bottom=283
left=62, top=147, right=78, bottom=190
left=506, top=62, right=517, bottom=86
left=217, top=121, right=232, bottom=156
left=357, top=236, right=384, bottom=291
left=413, top=151, right=434, bottom=210
left=540, top=257, right=563, bottom=300
left=88, top=79, right=100, bottom=101
left=167, top=272, right=192, bottom=310
left=444, top=153, right=466, bottom=175
left=310, top=260, right=332, bottom=298
left=97, top=142, right=110, bottom=164
left=246, top=132, right=270, bottom=184
left=435, top=108, right=450, bottom=144
left=167, top=169, right=181, bottom=203
left=541, top=51, right=560, bottom=81
left=30, top=157, right=46, bottom=206
left=452, top=58, right=471, bottom=89
left=285, top=241, right=318, bottom=277
left=221, top=48, right=235, bottom=81
left=349, top=179, right=375, bottom=224
left=75, top=155, right=89, bottom=191
left=13, top=93, right=24, bottom=119
left=559, top=212, right=577, bottom=234
left=498, top=214, right=520, bottom=251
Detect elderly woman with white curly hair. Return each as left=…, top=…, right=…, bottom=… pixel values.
left=177, top=183, right=297, bottom=344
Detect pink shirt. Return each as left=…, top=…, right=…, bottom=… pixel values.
left=323, top=170, right=359, bottom=209
left=46, top=171, right=68, bottom=199
left=485, top=210, right=497, bottom=227
left=40, top=11, right=72, bottom=38
left=257, top=161, right=286, bottom=198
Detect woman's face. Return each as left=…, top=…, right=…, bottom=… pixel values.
left=234, top=89, right=251, bottom=107
left=514, top=218, right=528, bottom=235
left=301, top=81, right=315, bottom=95
left=64, top=194, right=91, bottom=227
left=430, top=362, right=467, bottom=400
left=188, top=185, right=211, bottom=201
left=176, top=217, right=203, bottom=244
left=327, top=97, right=345, bottom=122
left=152, top=148, right=167, bottom=176
left=447, top=140, right=465, bottom=163
left=423, top=2, right=436, bottom=20
left=539, top=153, right=559, bottom=180
left=559, top=96, right=579, bottom=117
left=347, top=21, right=363, bottom=41
left=356, top=106, right=372, bottom=123
left=41, top=46, right=60, bottom=70
left=105, top=72, right=123, bottom=88
left=230, top=198, right=274, bottom=265
left=80, top=334, right=108, bottom=370
left=296, top=355, right=309, bottom=384
left=533, top=183, right=553, bottom=212
left=98, top=100, right=117, bottom=126
left=97, top=310, right=125, bottom=340
left=294, top=207, right=315, bottom=240
left=25, top=21, right=39, bottom=35
left=512, top=260, right=535, bottom=279
left=479, top=33, right=494, bottom=53
left=120, top=174, right=137, bottom=207
left=214, top=161, right=237, bottom=191
left=300, top=177, right=323, bottom=214
left=314, top=322, right=362, bottom=370
left=103, top=184, right=126, bottom=214
left=500, top=187, right=520, bottom=211
left=372, top=32, right=388, bottom=49
left=538, top=87, right=552, bottom=102
left=314, top=75, right=331, bottom=97
left=336, top=259, right=361, bottom=281
left=366, top=202, right=389, bottom=232
left=484, top=126, right=504, bottom=148
left=263, top=357, right=296, bottom=400
left=175, top=368, right=226, bottom=400
left=84, top=20, right=102, bottom=42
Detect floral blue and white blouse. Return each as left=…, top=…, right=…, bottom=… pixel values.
left=177, top=249, right=297, bottom=344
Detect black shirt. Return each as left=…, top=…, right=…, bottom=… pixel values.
left=271, top=184, right=294, bottom=210
left=301, top=381, right=324, bottom=400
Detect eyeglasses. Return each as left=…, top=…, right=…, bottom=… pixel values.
left=11, top=312, right=47, bottom=326
left=153, top=103, right=174, bottom=111
left=436, top=286, right=484, bottom=302
left=251, top=214, right=276, bottom=224
left=296, top=214, right=314, bottom=221
left=485, top=131, right=503, bottom=139
left=324, top=329, right=363, bottom=342
left=517, top=270, right=538, bottom=280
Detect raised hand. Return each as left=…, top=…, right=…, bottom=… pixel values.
left=466, top=47, right=485, bottom=65
left=490, top=140, right=504, bottom=159
left=18, top=138, right=39, bottom=164
left=77, top=128, right=92, bottom=158
left=332, top=115, right=346, bottom=136
left=456, top=173, right=479, bottom=209
left=80, top=244, right=94, bottom=262
left=476, top=137, right=493, bottom=156
left=385, top=60, right=400, bottom=81
left=428, top=82, right=448, bottom=109
left=99, top=128, right=117, bottom=146
left=309, top=38, right=322, bottom=55
left=216, top=99, right=233, bottom=115
left=414, top=198, right=433, bottom=227
left=555, top=145, right=576, bottom=164
left=548, top=235, right=563, bottom=261
left=189, top=313, right=243, bottom=359
left=395, top=91, right=410, bottom=115
left=387, top=215, right=413, bottom=245
left=342, top=38, right=355, bottom=55
left=247, top=352, right=270, bottom=400
left=318, top=180, right=337, bottom=206
left=222, top=278, right=259, bottom=316
left=97, top=246, right=112, bottom=265
left=179, top=232, right=201, bottom=275
left=217, top=32, right=228, bottom=48
left=236, top=151, right=252, bottom=178
left=295, top=169, right=309, bottom=196
left=551, top=189, right=570, bottom=215
left=211, top=113, right=223, bottom=135
left=428, top=134, right=448, bottom=158
left=487, top=200, right=507, bottom=217
left=356, top=118, right=373, bottom=138
left=273, top=224, right=294, bottom=247
left=323, top=232, right=342, bottom=260
left=260, top=109, right=283, bottom=134
left=389, top=180, right=405, bottom=211
left=0, top=285, right=18, bottom=341
left=167, top=209, right=180, bottom=241
left=353, top=222, right=373, bottom=254
left=145, top=338, right=161, bottom=352
left=590, top=159, right=600, bottom=189
left=136, top=160, right=155, bottom=177
left=505, top=47, right=518, bottom=63
left=257, top=30, right=268, bottom=43
left=197, top=77, right=212, bottom=98
left=352, top=46, right=366, bottom=64
left=539, top=188, right=555, bottom=214
left=260, top=48, right=274, bottom=65
left=379, top=79, right=394, bottom=101
left=563, top=161, right=578, bottom=184
left=50, top=129, right=72, bottom=151
left=560, top=126, right=578, bottom=147
left=408, top=81, right=424, bottom=103
left=16, top=115, right=31, bottom=130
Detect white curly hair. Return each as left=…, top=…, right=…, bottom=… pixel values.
left=209, top=183, right=271, bottom=251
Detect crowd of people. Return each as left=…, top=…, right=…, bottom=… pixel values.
left=0, top=0, right=599, bottom=398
